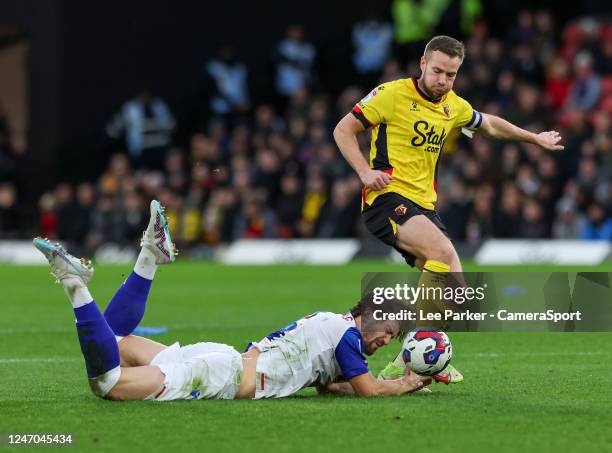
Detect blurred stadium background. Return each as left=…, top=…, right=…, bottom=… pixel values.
left=0, top=0, right=610, bottom=266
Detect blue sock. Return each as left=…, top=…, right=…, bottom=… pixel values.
left=104, top=271, right=152, bottom=337
left=74, top=302, right=120, bottom=378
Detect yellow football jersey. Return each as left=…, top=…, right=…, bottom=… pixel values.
left=352, top=78, right=482, bottom=210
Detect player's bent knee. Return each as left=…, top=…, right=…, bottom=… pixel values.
left=88, top=366, right=121, bottom=399
left=426, top=241, right=454, bottom=265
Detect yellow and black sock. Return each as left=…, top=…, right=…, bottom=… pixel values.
left=392, top=260, right=451, bottom=366
left=415, top=259, right=450, bottom=329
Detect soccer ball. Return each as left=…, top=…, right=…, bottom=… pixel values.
left=401, top=330, right=452, bottom=375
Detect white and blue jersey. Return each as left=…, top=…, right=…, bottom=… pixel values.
left=247, top=311, right=369, bottom=399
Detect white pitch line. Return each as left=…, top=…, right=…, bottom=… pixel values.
left=0, top=357, right=79, bottom=364
left=459, top=351, right=611, bottom=358
left=0, top=323, right=262, bottom=334
left=0, top=327, right=73, bottom=334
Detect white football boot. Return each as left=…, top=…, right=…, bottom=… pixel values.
left=33, top=237, right=94, bottom=284
left=140, top=200, right=178, bottom=264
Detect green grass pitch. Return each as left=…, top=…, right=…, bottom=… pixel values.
left=1, top=261, right=612, bottom=452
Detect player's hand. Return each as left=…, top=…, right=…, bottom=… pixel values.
left=401, top=368, right=427, bottom=393
left=535, top=131, right=564, bottom=151
left=358, top=168, right=392, bottom=191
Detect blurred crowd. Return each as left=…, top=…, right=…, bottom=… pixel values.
left=1, top=8, right=611, bottom=253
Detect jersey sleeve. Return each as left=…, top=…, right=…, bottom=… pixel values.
left=352, top=82, right=395, bottom=128
left=334, top=327, right=369, bottom=380
left=454, top=96, right=482, bottom=131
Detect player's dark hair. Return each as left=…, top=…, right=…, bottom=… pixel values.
left=350, top=293, right=409, bottom=342
left=424, top=35, right=465, bottom=61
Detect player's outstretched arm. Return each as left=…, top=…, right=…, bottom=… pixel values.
left=347, top=368, right=427, bottom=397
left=317, top=381, right=356, bottom=396
left=478, top=113, right=564, bottom=151
left=333, top=113, right=392, bottom=191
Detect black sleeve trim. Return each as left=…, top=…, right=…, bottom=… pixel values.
left=351, top=108, right=372, bottom=129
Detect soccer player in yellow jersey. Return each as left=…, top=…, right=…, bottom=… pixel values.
left=334, top=35, right=564, bottom=384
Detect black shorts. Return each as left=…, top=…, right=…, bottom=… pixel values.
left=362, top=192, right=449, bottom=267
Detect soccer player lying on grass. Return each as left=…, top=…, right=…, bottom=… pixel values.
left=333, top=35, right=564, bottom=383
left=33, top=200, right=429, bottom=401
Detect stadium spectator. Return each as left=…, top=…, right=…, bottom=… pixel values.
left=510, top=42, right=543, bottom=85
left=465, top=185, right=495, bottom=245
left=252, top=147, right=283, bottom=202
left=121, top=191, right=148, bottom=245
left=552, top=198, right=586, bottom=239
left=233, top=190, right=278, bottom=239
left=352, top=14, right=394, bottom=88
left=202, top=185, right=238, bottom=244
left=492, top=70, right=516, bottom=110
left=506, top=83, right=550, bottom=127
left=99, top=153, right=132, bottom=197
left=580, top=202, right=612, bottom=240
left=379, top=58, right=404, bottom=84
left=520, top=198, right=548, bottom=238
left=164, top=149, right=188, bottom=196
left=532, top=10, right=557, bottom=65
left=545, top=58, right=571, bottom=109
left=276, top=173, right=304, bottom=238
left=58, top=182, right=97, bottom=255
left=253, top=104, right=285, bottom=147
left=275, top=25, right=317, bottom=97
left=107, top=90, right=175, bottom=170
left=566, top=51, right=602, bottom=112
left=204, top=46, right=250, bottom=117
left=493, top=182, right=523, bottom=238
left=316, top=181, right=361, bottom=238
left=89, top=195, right=130, bottom=249
left=437, top=178, right=470, bottom=240
left=298, top=171, right=327, bottom=237
left=190, top=132, right=223, bottom=170
left=508, top=10, right=535, bottom=46
left=38, top=192, right=58, bottom=240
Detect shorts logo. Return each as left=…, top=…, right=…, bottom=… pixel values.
left=394, top=204, right=407, bottom=216
left=443, top=104, right=451, bottom=118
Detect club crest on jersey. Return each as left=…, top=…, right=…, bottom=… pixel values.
left=443, top=104, right=451, bottom=118
left=394, top=204, right=408, bottom=216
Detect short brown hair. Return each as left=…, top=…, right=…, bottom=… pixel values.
left=424, top=35, right=465, bottom=61
left=349, top=293, right=410, bottom=341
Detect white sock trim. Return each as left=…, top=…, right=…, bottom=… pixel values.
left=134, top=247, right=157, bottom=280
left=62, top=278, right=93, bottom=308
left=89, top=366, right=121, bottom=397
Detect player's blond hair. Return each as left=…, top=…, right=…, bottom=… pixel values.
left=424, top=35, right=465, bottom=61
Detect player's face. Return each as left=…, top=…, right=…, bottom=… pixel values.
left=419, top=51, right=462, bottom=100
left=362, top=322, right=399, bottom=355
